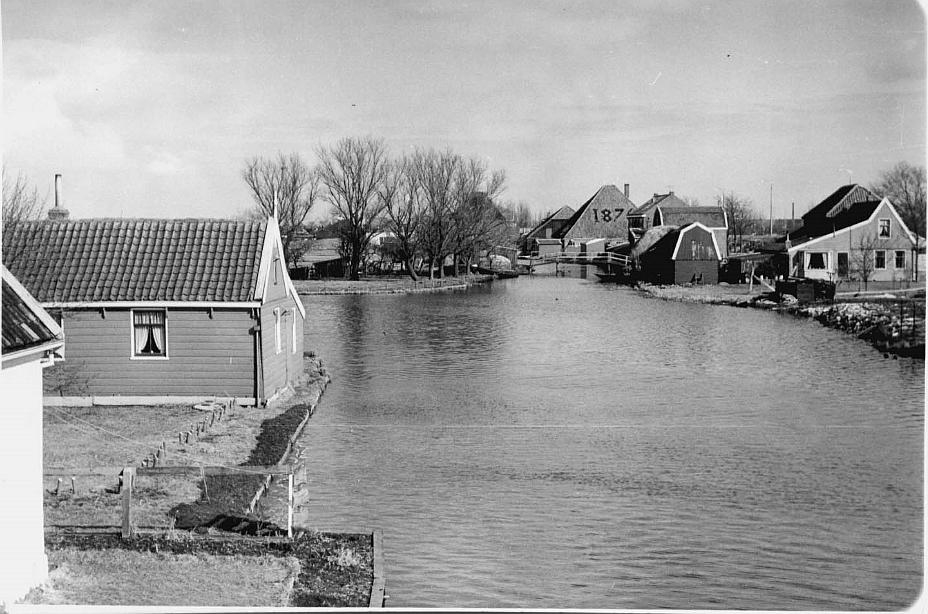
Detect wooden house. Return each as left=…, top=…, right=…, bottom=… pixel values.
left=1, top=265, right=65, bottom=605
left=3, top=215, right=304, bottom=406
left=635, top=222, right=723, bottom=285
left=652, top=205, right=729, bottom=258
left=781, top=185, right=919, bottom=282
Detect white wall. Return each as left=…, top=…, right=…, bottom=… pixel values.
left=0, top=360, right=48, bottom=606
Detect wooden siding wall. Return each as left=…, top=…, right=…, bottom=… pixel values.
left=260, top=246, right=305, bottom=399
left=674, top=260, right=719, bottom=285
left=49, top=308, right=256, bottom=397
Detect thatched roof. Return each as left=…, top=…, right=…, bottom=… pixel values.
left=630, top=225, right=677, bottom=260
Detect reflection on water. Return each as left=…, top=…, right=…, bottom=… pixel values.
left=298, top=275, right=923, bottom=609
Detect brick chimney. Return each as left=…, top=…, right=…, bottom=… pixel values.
left=47, top=174, right=70, bottom=220
left=623, top=183, right=629, bottom=199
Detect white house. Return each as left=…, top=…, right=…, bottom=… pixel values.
left=1, top=265, right=65, bottom=606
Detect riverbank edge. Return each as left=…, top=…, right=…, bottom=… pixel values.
left=635, top=283, right=926, bottom=359
left=294, top=274, right=495, bottom=295
left=30, top=356, right=375, bottom=608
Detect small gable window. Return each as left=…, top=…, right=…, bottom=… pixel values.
left=879, top=219, right=891, bottom=238
left=133, top=310, right=167, bottom=358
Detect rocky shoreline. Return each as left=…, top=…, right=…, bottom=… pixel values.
left=636, top=283, right=925, bottom=359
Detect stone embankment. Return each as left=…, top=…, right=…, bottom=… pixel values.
left=637, top=283, right=925, bottom=359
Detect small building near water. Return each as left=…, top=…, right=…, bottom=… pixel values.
left=3, top=215, right=305, bottom=406
left=634, top=222, right=723, bottom=285
left=1, top=265, right=65, bottom=606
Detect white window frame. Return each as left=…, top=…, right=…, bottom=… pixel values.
left=878, top=218, right=891, bottom=238
left=274, top=307, right=282, bottom=355
left=874, top=250, right=887, bottom=270
left=130, top=308, right=169, bottom=360
left=894, top=250, right=906, bottom=269
left=290, top=308, right=297, bottom=354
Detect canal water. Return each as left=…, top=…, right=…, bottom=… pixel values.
left=297, top=275, right=923, bottom=609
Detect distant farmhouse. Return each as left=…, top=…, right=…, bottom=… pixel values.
left=523, top=184, right=635, bottom=256
left=1, top=265, right=65, bottom=605
left=3, top=213, right=305, bottom=406
left=778, top=184, right=920, bottom=282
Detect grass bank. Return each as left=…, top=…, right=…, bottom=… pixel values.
left=31, top=355, right=375, bottom=607
left=294, top=273, right=494, bottom=295
left=636, top=283, right=925, bottom=359
left=23, top=530, right=371, bottom=607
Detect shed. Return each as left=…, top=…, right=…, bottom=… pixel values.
left=637, top=222, right=723, bottom=285
left=1, top=265, right=65, bottom=605
left=3, top=215, right=304, bottom=406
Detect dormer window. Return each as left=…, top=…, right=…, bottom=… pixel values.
left=879, top=219, right=891, bottom=238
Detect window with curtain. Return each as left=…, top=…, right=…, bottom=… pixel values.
left=875, top=250, right=886, bottom=269
left=807, top=252, right=827, bottom=269
left=133, top=310, right=166, bottom=357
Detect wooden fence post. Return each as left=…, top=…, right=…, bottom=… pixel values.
left=121, top=467, right=135, bottom=539
left=287, top=472, right=294, bottom=539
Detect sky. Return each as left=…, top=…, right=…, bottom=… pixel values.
left=2, top=0, right=925, bottom=221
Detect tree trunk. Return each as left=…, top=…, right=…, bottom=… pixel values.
left=404, top=257, right=418, bottom=281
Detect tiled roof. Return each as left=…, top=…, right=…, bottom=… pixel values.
left=3, top=219, right=267, bottom=303
left=657, top=206, right=727, bottom=228
left=296, top=238, right=344, bottom=265
left=629, top=193, right=687, bottom=217
left=2, top=268, right=62, bottom=354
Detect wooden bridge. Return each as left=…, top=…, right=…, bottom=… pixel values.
left=526, top=251, right=630, bottom=270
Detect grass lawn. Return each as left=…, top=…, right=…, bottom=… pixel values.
left=27, top=547, right=299, bottom=606
left=21, top=530, right=374, bottom=607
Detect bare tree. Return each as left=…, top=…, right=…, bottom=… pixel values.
left=449, top=157, right=508, bottom=274
left=316, top=137, right=391, bottom=280
left=870, top=161, right=926, bottom=238
left=2, top=167, right=47, bottom=223
left=717, top=191, right=757, bottom=253
left=242, top=153, right=320, bottom=268
left=2, top=168, right=48, bottom=268
left=412, top=149, right=460, bottom=279
left=852, top=233, right=879, bottom=291
left=382, top=156, right=426, bottom=281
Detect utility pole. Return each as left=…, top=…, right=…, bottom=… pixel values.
left=769, top=184, right=774, bottom=235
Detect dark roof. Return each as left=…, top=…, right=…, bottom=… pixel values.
left=630, top=225, right=678, bottom=259
left=786, top=199, right=882, bottom=246
left=656, top=206, right=727, bottom=228
left=2, top=268, right=62, bottom=354
left=3, top=219, right=267, bottom=303
left=629, top=192, right=687, bottom=217
left=524, top=206, right=575, bottom=239
left=801, top=184, right=878, bottom=223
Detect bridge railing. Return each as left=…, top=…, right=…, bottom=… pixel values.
left=534, top=251, right=630, bottom=267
